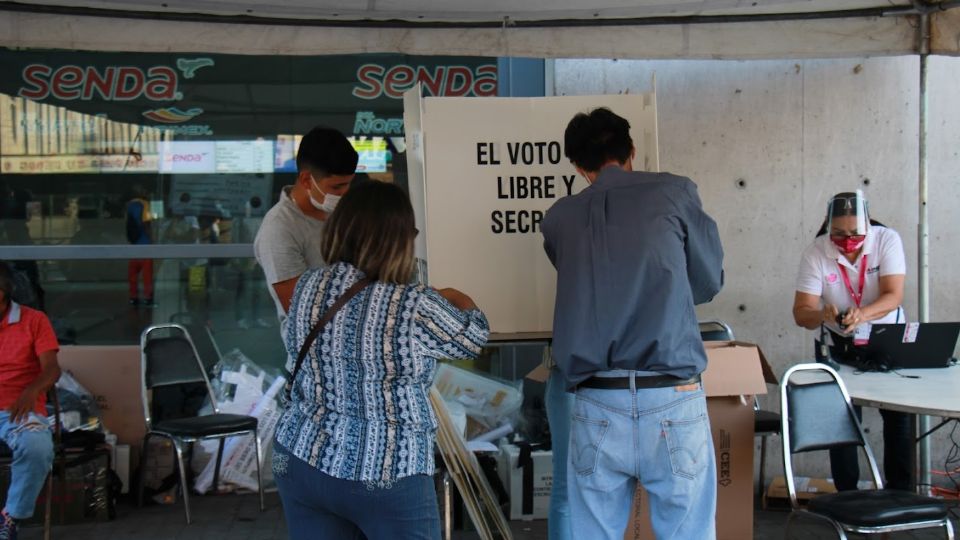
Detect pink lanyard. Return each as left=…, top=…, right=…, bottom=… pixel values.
left=837, top=255, right=867, bottom=308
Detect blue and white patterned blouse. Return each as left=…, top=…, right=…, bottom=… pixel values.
left=275, top=262, right=490, bottom=485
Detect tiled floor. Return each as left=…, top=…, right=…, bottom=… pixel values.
left=17, top=491, right=958, bottom=539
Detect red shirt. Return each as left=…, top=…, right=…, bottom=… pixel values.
left=0, top=302, right=59, bottom=415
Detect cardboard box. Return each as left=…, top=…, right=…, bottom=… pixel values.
left=626, top=341, right=776, bottom=540
left=497, top=443, right=553, bottom=520
left=763, top=476, right=837, bottom=510
left=58, top=346, right=145, bottom=464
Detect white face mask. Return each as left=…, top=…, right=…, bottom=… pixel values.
left=309, top=175, right=341, bottom=214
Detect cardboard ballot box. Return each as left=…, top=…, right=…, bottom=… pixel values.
left=626, top=341, right=776, bottom=540
left=497, top=443, right=553, bottom=520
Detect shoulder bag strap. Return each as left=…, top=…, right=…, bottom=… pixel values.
left=287, top=277, right=372, bottom=400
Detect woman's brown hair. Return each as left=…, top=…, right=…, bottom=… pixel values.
left=321, top=181, right=417, bottom=284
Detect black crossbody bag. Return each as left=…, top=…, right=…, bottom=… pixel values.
left=286, top=278, right=372, bottom=401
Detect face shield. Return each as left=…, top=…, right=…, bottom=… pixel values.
left=826, top=190, right=869, bottom=254
left=827, top=191, right=869, bottom=236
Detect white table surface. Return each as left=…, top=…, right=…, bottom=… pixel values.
left=833, top=363, right=960, bottom=418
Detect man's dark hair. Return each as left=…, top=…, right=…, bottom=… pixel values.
left=564, top=108, right=633, bottom=173
left=296, top=126, right=359, bottom=177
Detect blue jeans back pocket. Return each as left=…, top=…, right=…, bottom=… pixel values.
left=662, top=415, right=709, bottom=480
left=570, top=414, right=609, bottom=476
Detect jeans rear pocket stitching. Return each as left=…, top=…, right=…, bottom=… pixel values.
left=571, top=415, right=609, bottom=477
left=662, top=414, right=709, bottom=480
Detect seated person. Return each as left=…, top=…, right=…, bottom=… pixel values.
left=0, top=262, right=61, bottom=538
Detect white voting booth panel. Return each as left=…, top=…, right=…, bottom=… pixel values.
left=405, top=90, right=659, bottom=333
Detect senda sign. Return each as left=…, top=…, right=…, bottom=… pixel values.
left=352, top=64, right=497, bottom=100
left=18, top=64, right=180, bottom=102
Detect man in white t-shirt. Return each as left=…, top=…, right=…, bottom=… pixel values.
left=792, top=190, right=911, bottom=492
left=254, top=127, right=358, bottom=327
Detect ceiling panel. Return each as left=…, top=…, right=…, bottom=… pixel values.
left=7, top=0, right=914, bottom=22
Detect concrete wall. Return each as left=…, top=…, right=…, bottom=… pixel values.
left=554, top=56, right=959, bottom=486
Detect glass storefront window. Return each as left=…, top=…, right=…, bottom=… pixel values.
left=36, top=254, right=281, bottom=354
left=1, top=51, right=498, bottom=246
left=0, top=49, right=499, bottom=360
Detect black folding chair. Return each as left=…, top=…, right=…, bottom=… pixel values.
left=137, top=323, right=264, bottom=524
left=168, top=312, right=223, bottom=376
left=780, top=363, right=954, bottom=539
left=698, top=319, right=735, bottom=342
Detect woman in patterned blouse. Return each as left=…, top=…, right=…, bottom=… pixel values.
left=273, top=181, right=490, bottom=540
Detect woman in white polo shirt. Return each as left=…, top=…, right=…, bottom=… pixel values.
left=792, top=190, right=911, bottom=491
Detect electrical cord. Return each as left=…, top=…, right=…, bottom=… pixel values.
left=944, top=421, right=960, bottom=499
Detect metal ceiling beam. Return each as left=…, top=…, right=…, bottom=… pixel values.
left=0, top=0, right=953, bottom=29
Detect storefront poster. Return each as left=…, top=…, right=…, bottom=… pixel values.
left=0, top=49, right=498, bottom=139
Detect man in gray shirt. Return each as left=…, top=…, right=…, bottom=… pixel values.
left=542, top=108, right=723, bottom=539
left=254, top=127, right=358, bottom=325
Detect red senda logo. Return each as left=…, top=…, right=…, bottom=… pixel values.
left=18, top=64, right=179, bottom=102
left=352, top=64, right=498, bottom=100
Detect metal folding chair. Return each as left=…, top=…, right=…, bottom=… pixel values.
left=780, top=363, right=953, bottom=539
left=698, top=319, right=735, bottom=342
left=137, top=323, right=264, bottom=524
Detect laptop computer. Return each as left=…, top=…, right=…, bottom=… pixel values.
left=865, top=323, right=960, bottom=369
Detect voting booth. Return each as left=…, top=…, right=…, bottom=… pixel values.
left=403, top=87, right=659, bottom=333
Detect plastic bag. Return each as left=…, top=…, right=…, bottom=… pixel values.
left=192, top=349, right=284, bottom=493
left=53, top=371, right=104, bottom=432
left=433, top=363, right=522, bottom=439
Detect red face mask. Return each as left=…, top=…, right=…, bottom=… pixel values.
left=831, top=235, right=865, bottom=254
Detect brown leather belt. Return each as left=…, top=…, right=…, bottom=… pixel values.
left=577, top=374, right=701, bottom=390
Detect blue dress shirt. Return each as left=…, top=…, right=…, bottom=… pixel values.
left=542, top=166, right=724, bottom=389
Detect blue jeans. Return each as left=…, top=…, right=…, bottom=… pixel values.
left=545, top=368, right=574, bottom=540
left=0, top=411, right=53, bottom=519
left=273, top=441, right=440, bottom=540
left=568, top=379, right=716, bottom=540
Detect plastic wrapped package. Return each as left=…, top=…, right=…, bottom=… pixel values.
left=191, top=349, right=284, bottom=493
left=433, top=363, right=522, bottom=442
